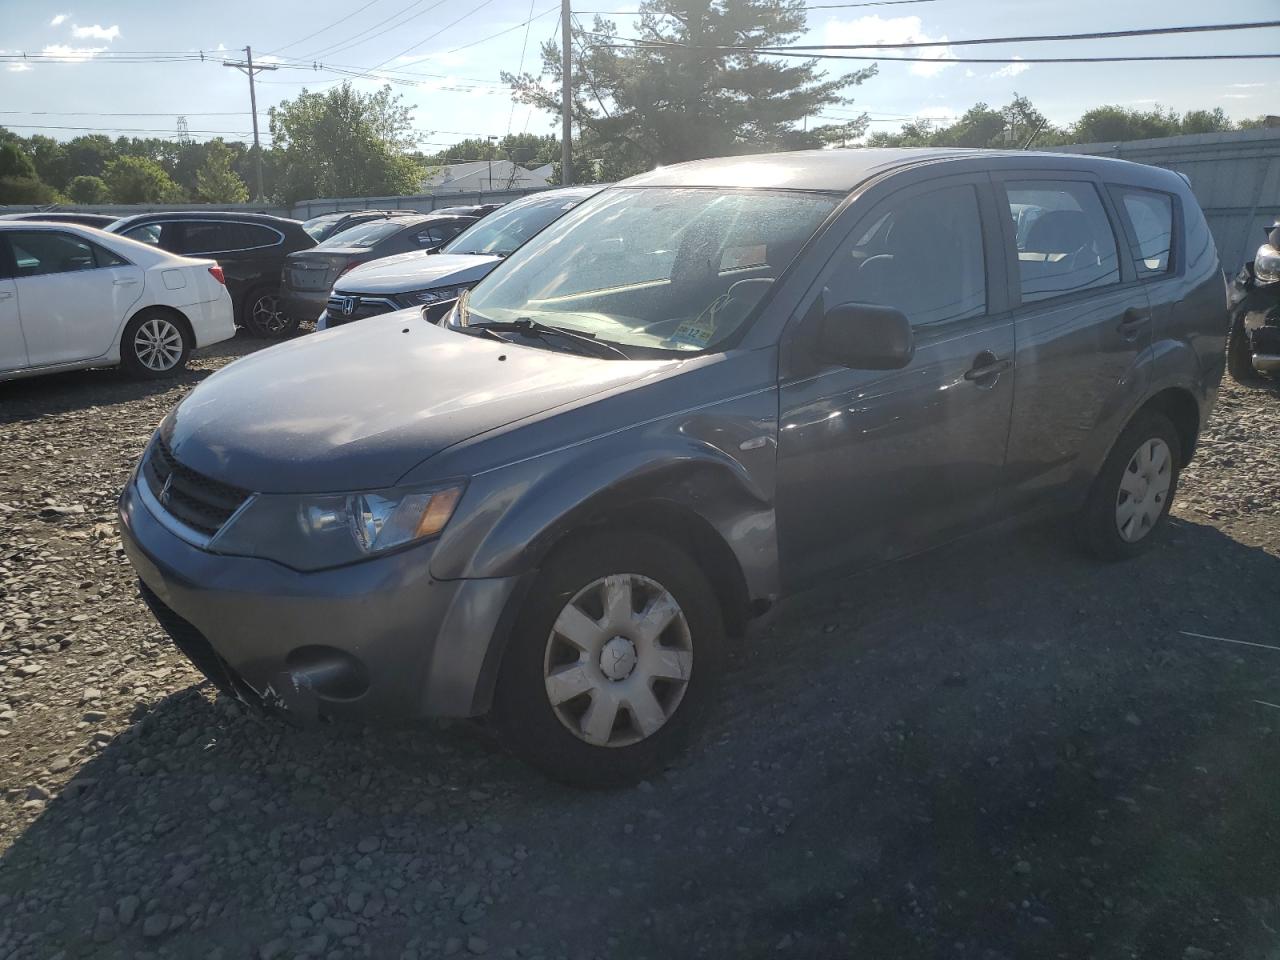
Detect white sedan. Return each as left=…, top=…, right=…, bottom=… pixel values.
left=0, top=221, right=235, bottom=382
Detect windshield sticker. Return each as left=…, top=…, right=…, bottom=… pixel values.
left=665, top=294, right=729, bottom=349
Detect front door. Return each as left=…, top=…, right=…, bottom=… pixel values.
left=7, top=230, right=143, bottom=367
left=0, top=275, right=23, bottom=372
left=993, top=174, right=1153, bottom=515
left=776, top=174, right=1016, bottom=589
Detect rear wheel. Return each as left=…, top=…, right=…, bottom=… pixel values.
left=1078, top=410, right=1181, bottom=560
left=243, top=287, right=297, bottom=338
left=120, top=310, right=190, bottom=379
left=492, top=532, right=724, bottom=788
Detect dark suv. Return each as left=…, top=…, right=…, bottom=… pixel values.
left=106, top=212, right=315, bottom=337
left=120, top=149, right=1226, bottom=787
left=301, top=210, right=419, bottom=244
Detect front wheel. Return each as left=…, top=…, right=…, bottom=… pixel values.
left=120, top=310, right=191, bottom=379
left=242, top=287, right=298, bottom=338
left=1078, top=411, right=1181, bottom=560
left=492, top=532, right=724, bottom=788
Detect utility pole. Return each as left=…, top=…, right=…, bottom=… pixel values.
left=487, top=134, right=498, bottom=191
left=560, top=0, right=572, bottom=186
left=223, top=46, right=277, bottom=203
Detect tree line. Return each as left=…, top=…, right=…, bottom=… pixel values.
left=1, top=0, right=1273, bottom=206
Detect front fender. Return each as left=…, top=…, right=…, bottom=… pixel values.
left=426, top=393, right=781, bottom=605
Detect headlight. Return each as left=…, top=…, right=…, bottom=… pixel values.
left=399, top=284, right=470, bottom=306
left=210, top=482, right=464, bottom=571
left=1256, top=244, right=1280, bottom=284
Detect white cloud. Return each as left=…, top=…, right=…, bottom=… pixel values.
left=991, top=57, right=1029, bottom=79
left=49, top=13, right=70, bottom=26
left=1228, top=82, right=1265, bottom=89
left=822, top=15, right=956, bottom=78
left=7, top=63, right=34, bottom=72
left=71, top=23, right=119, bottom=41
left=1222, top=93, right=1254, bottom=99
left=964, top=68, right=976, bottom=78
left=40, top=43, right=107, bottom=62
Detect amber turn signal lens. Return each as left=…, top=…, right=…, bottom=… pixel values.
left=415, top=486, right=463, bottom=539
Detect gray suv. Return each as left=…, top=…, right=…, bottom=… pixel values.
left=118, top=149, right=1227, bottom=786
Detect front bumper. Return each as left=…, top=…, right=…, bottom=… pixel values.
left=118, top=478, right=525, bottom=721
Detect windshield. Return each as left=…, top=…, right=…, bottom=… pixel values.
left=303, top=213, right=344, bottom=240
left=319, top=219, right=404, bottom=249
left=461, top=187, right=836, bottom=354
left=444, top=194, right=584, bottom=257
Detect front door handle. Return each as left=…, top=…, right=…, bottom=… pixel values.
left=113, top=278, right=139, bottom=286
left=1116, top=307, right=1148, bottom=341
left=0, top=290, right=12, bottom=301
left=964, top=353, right=1013, bottom=383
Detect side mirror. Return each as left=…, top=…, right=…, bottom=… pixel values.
left=819, top=302, right=915, bottom=370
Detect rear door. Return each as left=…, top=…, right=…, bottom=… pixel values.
left=0, top=241, right=24, bottom=371
left=8, top=230, right=143, bottom=367
left=992, top=173, right=1151, bottom=515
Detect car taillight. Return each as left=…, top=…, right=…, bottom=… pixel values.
left=208, top=265, right=226, bottom=285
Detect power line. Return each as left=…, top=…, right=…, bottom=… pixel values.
left=0, top=123, right=262, bottom=135
left=448, top=4, right=558, bottom=55
left=264, top=0, right=384, bottom=55
left=508, top=0, right=544, bottom=136
left=303, top=0, right=451, bottom=60
left=756, top=18, right=1280, bottom=50
left=576, top=0, right=937, bottom=10
left=0, top=110, right=250, bottom=117
left=365, top=0, right=501, bottom=72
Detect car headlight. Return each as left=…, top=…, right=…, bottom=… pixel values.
left=209, top=482, right=465, bottom=571
left=1256, top=243, right=1280, bottom=284
left=399, top=284, right=470, bottom=306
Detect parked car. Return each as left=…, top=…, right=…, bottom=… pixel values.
left=119, top=149, right=1226, bottom=787
left=318, top=187, right=596, bottom=329
left=280, top=213, right=478, bottom=325
left=1226, top=220, right=1280, bottom=382
left=105, top=211, right=315, bottom=338
left=434, top=203, right=504, bottom=218
left=301, top=209, right=419, bottom=244
left=0, top=222, right=234, bottom=381
left=0, top=211, right=118, bottom=229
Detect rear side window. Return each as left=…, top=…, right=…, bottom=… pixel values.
left=121, top=222, right=167, bottom=247
left=1004, top=181, right=1120, bottom=303
left=320, top=220, right=403, bottom=248
left=237, top=223, right=283, bottom=249
left=1113, top=188, right=1174, bottom=277
left=180, top=221, right=235, bottom=255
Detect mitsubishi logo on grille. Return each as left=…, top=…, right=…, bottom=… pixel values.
left=158, top=473, right=174, bottom=506
left=341, top=296, right=357, bottom=317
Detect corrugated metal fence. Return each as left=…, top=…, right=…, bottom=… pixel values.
left=1057, top=128, right=1280, bottom=273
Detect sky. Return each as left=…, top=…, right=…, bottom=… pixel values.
left=0, top=0, right=1275, bottom=157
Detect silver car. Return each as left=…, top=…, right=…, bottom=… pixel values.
left=119, top=149, right=1227, bottom=786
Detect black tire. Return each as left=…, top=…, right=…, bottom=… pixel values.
left=242, top=287, right=298, bottom=338
left=1078, top=410, right=1181, bottom=561
left=119, top=309, right=191, bottom=380
left=1226, top=308, right=1264, bottom=385
left=492, top=531, right=724, bottom=788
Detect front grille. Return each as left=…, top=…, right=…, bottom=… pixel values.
left=325, top=293, right=399, bottom=327
left=142, top=435, right=250, bottom=537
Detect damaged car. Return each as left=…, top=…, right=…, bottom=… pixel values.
left=1227, top=220, right=1280, bottom=383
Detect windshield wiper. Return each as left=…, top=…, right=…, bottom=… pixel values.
left=470, top=317, right=631, bottom=360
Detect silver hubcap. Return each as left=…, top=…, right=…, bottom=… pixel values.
left=543, top=573, right=693, bottom=748
left=1115, top=437, right=1173, bottom=542
left=133, top=317, right=183, bottom=371
left=252, top=294, right=286, bottom=333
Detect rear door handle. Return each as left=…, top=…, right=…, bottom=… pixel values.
left=113, top=278, right=139, bottom=286
left=964, top=355, right=1013, bottom=382
left=0, top=291, right=12, bottom=301
left=1117, top=307, right=1148, bottom=340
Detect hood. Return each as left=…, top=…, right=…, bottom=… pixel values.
left=164, top=312, right=670, bottom=494
left=334, top=252, right=501, bottom=296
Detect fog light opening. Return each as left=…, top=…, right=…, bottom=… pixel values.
left=285, top=645, right=369, bottom=702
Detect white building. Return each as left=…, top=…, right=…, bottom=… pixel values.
left=422, top=159, right=550, bottom=194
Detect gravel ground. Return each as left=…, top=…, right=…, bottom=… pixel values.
left=1, top=337, right=1279, bottom=960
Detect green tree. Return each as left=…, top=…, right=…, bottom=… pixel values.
left=66, top=175, right=111, bottom=204
left=1072, top=105, right=1181, bottom=143
left=62, top=135, right=117, bottom=183
left=194, top=140, right=250, bottom=203
left=867, top=94, right=1065, bottom=149
left=506, top=0, right=874, bottom=178
left=0, top=143, right=57, bottom=203
left=103, top=155, right=185, bottom=203
left=268, top=82, right=424, bottom=203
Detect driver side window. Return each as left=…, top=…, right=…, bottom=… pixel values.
left=1003, top=180, right=1120, bottom=303
left=823, top=182, right=987, bottom=328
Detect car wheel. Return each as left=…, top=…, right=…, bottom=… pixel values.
left=1227, top=308, right=1265, bottom=385
left=1078, top=410, right=1181, bottom=560
left=492, top=532, right=724, bottom=788
left=120, top=310, right=191, bottom=379
left=243, top=288, right=298, bottom=338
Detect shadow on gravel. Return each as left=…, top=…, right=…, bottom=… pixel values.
left=2, top=517, right=1279, bottom=959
